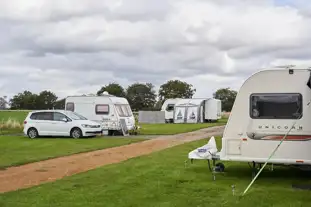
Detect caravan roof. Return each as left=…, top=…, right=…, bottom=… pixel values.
left=66, top=94, right=129, bottom=105
left=175, top=98, right=208, bottom=107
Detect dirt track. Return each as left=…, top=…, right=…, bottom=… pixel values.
left=0, top=126, right=224, bottom=193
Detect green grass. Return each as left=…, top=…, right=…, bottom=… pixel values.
left=2, top=137, right=310, bottom=206
left=0, top=110, right=29, bottom=123
left=0, top=136, right=145, bottom=169
left=139, top=118, right=227, bottom=135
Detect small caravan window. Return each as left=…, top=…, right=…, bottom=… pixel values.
left=166, top=104, right=175, bottom=111
left=96, top=104, right=109, bottom=114
left=66, top=102, right=74, bottom=112
left=116, top=104, right=132, bottom=117
left=250, top=93, right=302, bottom=119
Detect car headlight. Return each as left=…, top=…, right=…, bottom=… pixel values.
left=82, top=124, right=92, bottom=128
left=82, top=124, right=100, bottom=128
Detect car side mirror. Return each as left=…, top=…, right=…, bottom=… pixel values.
left=62, top=118, right=68, bottom=122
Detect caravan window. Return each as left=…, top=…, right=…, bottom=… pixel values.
left=96, top=104, right=109, bottom=115
left=116, top=104, right=131, bottom=117
left=126, top=105, right=133, bottom=116
left=250, top=93, right=302, bottom=119
left=66, top=102, right=74, bottom=112
left=166, top=104, right=175, bottom=111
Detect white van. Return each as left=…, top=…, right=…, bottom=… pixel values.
left=161, top=98, right=180, bottom=123
left=65, top=92, right=135, bottom=136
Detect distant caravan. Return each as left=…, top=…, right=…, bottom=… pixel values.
left=65, top=92, right=135, bottom=136
left=188, top=67, right=311, bottom=173
left=161, top=98, right=181, bottom=123
left=173, top=98, right=222, bottom=124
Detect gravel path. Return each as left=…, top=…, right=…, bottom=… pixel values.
left=0, top=125, right=224, bottom=193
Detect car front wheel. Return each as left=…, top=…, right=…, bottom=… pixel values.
left=28, top=128, right=38, bottom=139
left=71, top=128, right=82, bottom=139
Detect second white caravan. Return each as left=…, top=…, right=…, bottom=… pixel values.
left=205, top=98, right=222, bottom=122
left=161, top=98, right=180, bottom=123
left=65, top=92, right=135, bottom=135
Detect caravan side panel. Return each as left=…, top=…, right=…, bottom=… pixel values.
left=204, top=99, right=219, bottom=120
left=186, top=106, right=199, bottom=123
left=174, top=106, right=186, bottom=123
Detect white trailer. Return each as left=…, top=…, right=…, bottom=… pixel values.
left=65, top=92, right=135, bottom=136
left=205, top=98, right=222, bottom=122
left=161, top=98, right=181, bottom=123
left=188, top=67, right=311, bottom=174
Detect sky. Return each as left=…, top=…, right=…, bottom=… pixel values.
left=1, top=0, right=311, bottom=100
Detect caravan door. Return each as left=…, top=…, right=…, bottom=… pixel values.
left=174, top=107, right=186, bottom=123
left=186, top=106, right=198, bottom=123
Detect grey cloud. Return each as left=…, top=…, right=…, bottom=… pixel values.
left=1, top=0, right=311, bottom=99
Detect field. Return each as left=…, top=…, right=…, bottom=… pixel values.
left=0, top=110, right=228, bottom=135
left=0, top=136, right=145, bottom=169
left=139, top=119, right=227, bottom=135
left=1, top=137, right=311, bottom=206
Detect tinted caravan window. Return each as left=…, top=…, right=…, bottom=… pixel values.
left=250, top=93, right=302, bottom=119
left=66, top=102, right=74, bottom=112
left=166, top=104, right=175, bottom=111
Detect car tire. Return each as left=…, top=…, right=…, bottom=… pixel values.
left=71, top=128, right=82, bottom=139
left=27, top=128, right=39, bottom=139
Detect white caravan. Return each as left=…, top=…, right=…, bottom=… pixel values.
left=173, top=98, right=222, bottom=123
left=189, top=68, right=311, bottom=171
left=161, top=98, right=181, bottom=123
left=65, top=92, right=135, bottom=136
left=205, top=98, right=222, bottom=122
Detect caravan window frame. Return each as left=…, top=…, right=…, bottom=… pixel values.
left=166, top=104, right=175, bottom=112
left=95, top=104, right=109, bottom=115
left=66, top=102, right=75, bottom=112
left=249, top=93, right=303, bottom=120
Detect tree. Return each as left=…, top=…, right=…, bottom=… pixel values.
left=126, top=83, right=157, bottom=111
left=158, top=80, right=196, bottom=102
left=54, top=98, right=66, bottom=109
left=10, top=91, right=38, bottom=110
left=0, top=97, right=7, bottom=109
left=97, top=83, right=126, bottom=97
left=36, top=90, right=58, bottom=109
left=213, top=88, right=237, bottom=112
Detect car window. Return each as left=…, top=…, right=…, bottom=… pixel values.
left=53, top=112, right=67, bottom=121
left=36, top=112, right=53, bottom=120
left=30, top=113, right=38, bottom=120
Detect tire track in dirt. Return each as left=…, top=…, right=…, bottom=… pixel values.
left=0, top=125, right=224, bottom=193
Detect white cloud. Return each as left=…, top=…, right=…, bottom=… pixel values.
left=1, top=0, right=311, bottom=101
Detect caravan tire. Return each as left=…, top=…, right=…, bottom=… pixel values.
left=215, top=162, right=225, bottom=172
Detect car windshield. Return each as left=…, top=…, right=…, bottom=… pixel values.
left=66, top=111, right=88, bottom=120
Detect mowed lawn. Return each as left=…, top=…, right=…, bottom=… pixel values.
left=1, top=137, right=311, bottom=207
left=0, top=136, right=145, bottom=169
left=139, top=118, right=227, bottom=135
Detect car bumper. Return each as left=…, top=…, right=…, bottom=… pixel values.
left=81, top=128, right=102, bottom=136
